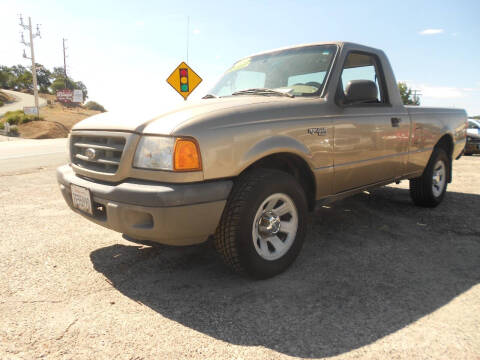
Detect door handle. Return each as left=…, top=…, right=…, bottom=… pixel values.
left=391, top=117, right=402, bottom=127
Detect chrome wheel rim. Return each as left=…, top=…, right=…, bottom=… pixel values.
left=432, top=160, right=446, bottom=198
left=252, top=193, right=298, bottom=261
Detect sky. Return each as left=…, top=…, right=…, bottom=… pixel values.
left=1, top=0, right=479, bottom=115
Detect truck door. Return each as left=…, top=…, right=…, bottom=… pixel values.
left=333, top=52, right=409, bottom=193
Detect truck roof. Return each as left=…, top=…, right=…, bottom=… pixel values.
left=243, top=41, right=383, bottom=60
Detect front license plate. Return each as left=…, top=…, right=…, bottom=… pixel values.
left=71, top=184, right=93, bottom=215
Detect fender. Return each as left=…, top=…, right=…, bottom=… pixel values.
left=238, top=135, right=313, bottom=173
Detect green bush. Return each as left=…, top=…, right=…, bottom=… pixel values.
left=84, top=101, right=106, bottom=112
left=0, top=100, right=4, bottom=107
left=0, top=122, right=4, bottom=130
left=3, top=110, right=41, bottom=125
left=8, top=127, right=19, bottom=136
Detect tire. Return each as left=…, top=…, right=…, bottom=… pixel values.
left=409, top=147, right=449, bottom=207
left=214, top=169, right=308, bottom=279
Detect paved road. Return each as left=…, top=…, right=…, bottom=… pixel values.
left=0, top=138, right=68, bottom=175
left=0, top=154, right=479, bottom=359
left=0, top=89, right=47, bottom=117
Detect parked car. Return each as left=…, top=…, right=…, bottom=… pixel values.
left=57, top=42, right=467, bottom=278
left=465, top=119, right=480, bottom=155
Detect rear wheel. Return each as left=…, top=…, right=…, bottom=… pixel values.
left=214, top=169, right=308, bottom=279
left=409, top=148, right=449, bottom=207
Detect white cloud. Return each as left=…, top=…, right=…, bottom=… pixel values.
left=422, top=85, right=464, bottom=98
left=419, top=29, right=444, bottom=35
left=193, top=29, right=200, bottom=35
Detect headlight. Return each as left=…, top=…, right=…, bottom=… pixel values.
left=133, top=136, right=201, bottom=171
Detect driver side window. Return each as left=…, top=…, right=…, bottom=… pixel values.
left=340, top=52, right=386, bottom=103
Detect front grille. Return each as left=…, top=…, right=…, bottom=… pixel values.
left=71, top=134, right=126, bottom=174
left=467, top=137, right=480, bottom=144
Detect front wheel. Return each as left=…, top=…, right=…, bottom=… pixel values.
left=409, top=148, right=449, bottom=207
left=214, top=169, right=308, bottom=279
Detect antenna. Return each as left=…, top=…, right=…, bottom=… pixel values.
left=186, top=16, right=190, bottom=63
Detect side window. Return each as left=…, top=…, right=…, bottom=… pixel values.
left=340, top=52, right=386, bottom=103
left=468, top=121, right=479, bottom=129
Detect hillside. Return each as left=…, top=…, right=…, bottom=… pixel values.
left=19, top=94, right=102, bottom=139
left=1, top=93, right=103, bottom=139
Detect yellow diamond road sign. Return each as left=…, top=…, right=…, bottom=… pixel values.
left=166, top=62, right=202, bottom=100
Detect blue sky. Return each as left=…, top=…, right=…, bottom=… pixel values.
left=1, top=0, right=479, bottom=115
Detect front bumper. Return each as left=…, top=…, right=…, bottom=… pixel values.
left=57, top=165, right=232, bottom=245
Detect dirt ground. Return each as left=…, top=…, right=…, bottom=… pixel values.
left=0, top=157, right=479, bottom=359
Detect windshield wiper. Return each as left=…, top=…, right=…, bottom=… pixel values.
left=231, top=88, right=294, bottom=98
left=202, top=94, right=218, bottom=99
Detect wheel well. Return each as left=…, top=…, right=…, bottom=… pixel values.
left=241, top=153, right=316, bottom=211
left=435, top=134, right=454, bottom=182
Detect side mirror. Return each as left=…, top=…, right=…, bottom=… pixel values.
left=344, top=80, right=378, bottom=104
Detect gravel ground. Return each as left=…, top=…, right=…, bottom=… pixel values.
left=0, top=157, right=479, bottom=359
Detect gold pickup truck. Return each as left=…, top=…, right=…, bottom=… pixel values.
left=57, top=42, right=467, bottom=278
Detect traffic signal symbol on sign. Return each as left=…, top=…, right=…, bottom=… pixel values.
left=166, top=62, right=202, bottom=100
left=179, top=68, right=189, bottom=92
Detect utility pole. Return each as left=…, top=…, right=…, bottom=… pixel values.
left=19, top=15, right=41, bottom=115
left=63, top=38, right=68, bottom=89
left=411, top=89, right=422, bottom=105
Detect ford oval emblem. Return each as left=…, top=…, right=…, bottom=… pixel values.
left=85, top=148, right=97, bottom=160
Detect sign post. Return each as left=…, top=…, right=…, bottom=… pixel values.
left=166, top=62, right=202, bottom=100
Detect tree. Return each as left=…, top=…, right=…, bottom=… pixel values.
left=50, top=77, right=88, bottom=99
left=398, top=82, right=420, bottom=105
left=35, top=64, right=52, bottom=93
left=52, top=67, right=66, bottom=78
left=74, top=81, right=88, bottom=99
left=17, top=70, right=33, bottom=91
left=0, top=66, right=13, bottom=89
left=1, top=63, right=88, bottom=99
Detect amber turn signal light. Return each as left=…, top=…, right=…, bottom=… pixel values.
left=174, top=138, right=202, bottom=171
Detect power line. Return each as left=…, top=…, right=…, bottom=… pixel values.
left=19, top=14, right=41, bottom=116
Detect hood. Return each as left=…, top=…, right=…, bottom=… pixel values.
left=72, top=96, right=297, bottom=134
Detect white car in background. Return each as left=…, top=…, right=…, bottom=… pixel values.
left=465, top=119, right=480, bottom=155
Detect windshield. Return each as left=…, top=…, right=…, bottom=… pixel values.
left=208, top=45, right=337, bottom=98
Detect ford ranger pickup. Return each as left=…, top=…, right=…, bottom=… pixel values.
left=57, top=42, right=467, bottom=278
